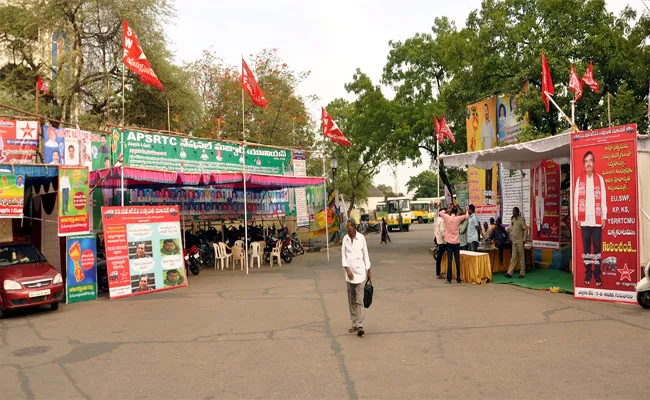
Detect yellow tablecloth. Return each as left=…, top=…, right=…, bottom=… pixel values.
left=440, top=250, right=492, bottom=284
left=482, top=246, right=533, bottom=272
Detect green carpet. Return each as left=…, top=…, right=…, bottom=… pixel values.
left=491, top=269, right=574, bottom=294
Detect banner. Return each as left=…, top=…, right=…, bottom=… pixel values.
left=66, top=234, right=97, bottom=303
left=496, top=95, right=526, bottom=145
left=531, top=160, right=560, bottom=249
left=455, top=183, right=469, bottom=210
left=309, top=191, right=340, bottom=238
left=112, top=129, right=293, bottom=175
left=0, top=120, right=39, bottom=164
left=102, top=206, right=186, bottom=299
left=571, top=124, right=640, bottom=304
left=293, top=151, right=309, bottom=227
left=0, top=170, right=25, bottom=218
left=466, top=97, right=498, bottom=222
left=501, top=170, right=531, bottom=228
left=58, top=166, right=90, bottom=236
left=43, top=126, right=111, bottom=171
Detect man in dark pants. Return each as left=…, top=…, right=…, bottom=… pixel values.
left=433, top=205, right=447, bottom=279
left=439, top=206, right=468, bottom=284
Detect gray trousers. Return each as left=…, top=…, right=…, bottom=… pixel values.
left=347, top=282, right=365, bottom=328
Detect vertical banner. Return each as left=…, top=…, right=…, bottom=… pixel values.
left=66, top=234, right=97, bottom=303
left=58, top=166, right=90, bottom=236
left=571, top=124, right=639, bottom=304
left=101, top=206, right=186, bottom=299
left=531, top=160, right=561, bottom=249
left=455, top=183, right=469, bottom=210
left=0, top=171, right=25, bottom=218
left=0, top=120, right=39, bottom=164
left=466, top=97, right=498, bottom=223
left=293, top=150, right=309, bottom=227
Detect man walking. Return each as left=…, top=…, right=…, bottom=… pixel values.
left=342, top=220, right=372, bottom=337
left=504, top=207, right=528, bottom=278
left=574, top=151, right=607, bottom=287
left=467, top=204, right=481, bottom=251
left=439, top=206, right=468, bottom=284
left=433, top=205, right=447, bottom=279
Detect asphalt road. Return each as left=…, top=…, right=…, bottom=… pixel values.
left=1, top=223, right=648, bottom=399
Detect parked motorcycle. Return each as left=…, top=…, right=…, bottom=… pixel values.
left=184, top=245, right=201, bottom=276
left=634, top=259, right=650, bottom=309
left=290, top=232, right=305, bottom=256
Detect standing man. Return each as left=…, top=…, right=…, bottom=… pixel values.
left=480, top=103, right=496, bottom=199
left=467, top=204, right=481, bottom=251
left=574, top=151, right=607, bottom=287
left=433, top=205, right=447, bottom=279
left=342, top=220, right=372, bottom=337
left=439, top=206, right=468, bottom=284
left=533, top=162, right=547, bottom=235
left=504, top=207, right=528, bottom=278
left=59, top=170, right=71, bottom=215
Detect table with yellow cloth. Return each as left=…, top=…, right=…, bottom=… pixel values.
left=480, top=244, right=533, bottom=272
left=440, top=250, right=492, bottom=284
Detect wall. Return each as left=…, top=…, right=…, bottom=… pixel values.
left=41, top=195, right=61, bottom=272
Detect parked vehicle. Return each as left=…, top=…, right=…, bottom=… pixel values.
left=290, top=232, right=305, bottom=256
left=184, top=245, right=201, bottom=276
left=375, top=197, right=413, bottom=232
left=635, top=259, right=650, bottom=309
left=0, top=243, right=64, bottom=319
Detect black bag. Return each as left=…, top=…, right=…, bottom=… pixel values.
left=363, top=279, right=374, bottom=308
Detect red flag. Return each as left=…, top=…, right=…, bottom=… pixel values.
left=568, top=64, right=583, bottom=101
left=322, top=107, right=351, bottom=147
left=581, top=61, right=599, bottom=93
left=439, top=116, right=456, bottom=143
left=241, top=58, right=268, bottom=108
left=541, top=52, right=554, bottom=112
left=434, top=115, right=442, bottom=143
left=37, top=76, right=49, bottom=95
left=122, top=19, right=165, bottom=91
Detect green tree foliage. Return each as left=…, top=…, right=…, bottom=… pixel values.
left=406, top=170, right=438, bottom=198
left=375, top=184, right=396, bottom=198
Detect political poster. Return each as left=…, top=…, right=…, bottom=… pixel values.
left=112, top=128, right=293, bottom=175
left=0, top=120, right=39, bottom=164
left=531, top=160, right=561, bottom=249
left=501, top=170, right=531, bottom=228
left=466, top=97, right=498, bottom=223
left=0, top=170, right=26, bottom=218
left=455, top=183, right=469, bottom=210
left=66, top=234, right=97, bottom=303
left=496, top=95, right=526, bottom=145
left=293, top=150, right=309, bottom=227
left=101, top=206, right=186, bottom=299
left=571, top=124, right=640, bottom=304
left=58, top=166, right=90, bottom=236
left=43, top=126, right=110, bottom=171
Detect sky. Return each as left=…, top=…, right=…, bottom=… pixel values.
left=166, top=0, right=644, bottom=194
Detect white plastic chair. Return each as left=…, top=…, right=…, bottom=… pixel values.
left=232, top=244, right=245, bottom=271
left=270, top=240, right=282, bottom=268
left=216, top=242, right=232, bottom=270
left=234, top=239, right=244, bottom=248
left=249, top=241, right=261, bottom=268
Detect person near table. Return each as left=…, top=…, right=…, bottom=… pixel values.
left=433, top=205, right=447, bottom=279
left=482, top=221, right=490, bottom=240
left=459, top=211, right=469, bottom=251
left=467, top=204, right=481, bottom=251
left=439, top=206, right=468, bottom=284
left=489, top=218, right=496, bottom=235
left=489, top=217, right=510, bottom=263
left=504, top=207, right=528, bottom=279
left=341, top=220, right=372, bottom=337
left=380, top=218, right=391, bottom=244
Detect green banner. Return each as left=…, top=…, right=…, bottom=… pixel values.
left=455, top=183, right=469, bottom=210
left=112, top=128, right=293, bottom=174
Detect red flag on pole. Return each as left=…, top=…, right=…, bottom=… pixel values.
left=241, top=58, right=268, bottom=108
left=434, top=115, right=442, bottom=143
left=322, top=107, right=351, bottom=147
left=541, top=51, right=554, bottom=112
left=581, top=61, right=599, bottom=93
left=37, top=76, right=49, bottom=95
left=439, top=116, right=456, bottom=143
left=122, top=19, right=165, bottom=91
left=568, top=64, right=583, bottom=101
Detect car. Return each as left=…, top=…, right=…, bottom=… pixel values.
left=0, top=242, right=64, bottom=319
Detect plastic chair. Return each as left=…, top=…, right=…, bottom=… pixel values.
left=232, top=244, right=245, bottom=271
left=212, top=243, right=228, bottom=270
left=249, top=241, right=261, bottom=268
left=217, top=242, right=232, bottom=270
left=270, top=240, right=282, bottom=268
left=234, top=239, right=244, bottom=248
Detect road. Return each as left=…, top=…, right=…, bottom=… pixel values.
left=1, top=223, right=648, bottom=399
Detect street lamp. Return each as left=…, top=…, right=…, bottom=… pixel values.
left=330, top=157, right=338, bottom=181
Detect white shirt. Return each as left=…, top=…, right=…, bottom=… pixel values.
left=574, top=174, right=608, bottom=227
left=481, top=120, right=495, bottom=150
left=535, top=166, right=546, bottom=197
left=433, top=217, right=446, bottom=244
left=341, top=232, right=371, bottom=284
left=59, top=175, right=71, bottom=190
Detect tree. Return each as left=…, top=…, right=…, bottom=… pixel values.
left=375, top=184, right=396, bottom=198
left=406, top=171, right=438, bottom=198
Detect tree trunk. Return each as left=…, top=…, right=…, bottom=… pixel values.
left=347, top=193, right=356, bottom=218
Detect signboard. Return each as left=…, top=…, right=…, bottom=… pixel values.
left=496, top=95, right=526, bottom=145
left=0, top=171, right=25, bottom=218
left=43, top=126, right=111, bottom=171
left=0, top=120, right=39, bottom=164
left=571, top=124, right=640, bottom=304
left=58, top=166, right=90, bottom=236
left=455, top=183, right=469, bottom=210
left=531, top=160, right=561, bottom=249
left=112, top=128, right=293, bottom=174
left=66, top=234, right=97, bottom=303
left=293, top=150, right=309, bottom=227
left=466, top=97, right=498, bottom=223
left=101, top=206, right=186, bottom=299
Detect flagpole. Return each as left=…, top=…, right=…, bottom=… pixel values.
left=571, top=92, right=575, bottom=125
left=435, top=114, right=439, bottom=202
left=121, top=62, right=125, bottom=126
left=544, top=91, right=579, bottom=132
left=167, top=98, right=171, bottom=131
left=35, top=79, right=39, bottom=116
left=322, top=151, right=329, bottom=261
left=241, top=61, right=249, bottom=275
left=106, top=72, right=111, bottom=122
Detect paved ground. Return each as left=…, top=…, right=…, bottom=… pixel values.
left=1, top=223, right=648, bottom=399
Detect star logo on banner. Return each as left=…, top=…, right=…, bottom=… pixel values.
left=20, top=123, right=35, bottom=139
left=618, top=263, right=634, bottom=281
left=550, top=224, right=558, bottom=236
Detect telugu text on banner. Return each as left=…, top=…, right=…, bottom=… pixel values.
left=531, top=160, right=561, bottom=249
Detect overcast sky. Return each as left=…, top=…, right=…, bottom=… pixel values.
left=166, top=0, right=643, bottom=194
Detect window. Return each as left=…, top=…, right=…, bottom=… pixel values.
left=0, top=244, right=47, bottom=267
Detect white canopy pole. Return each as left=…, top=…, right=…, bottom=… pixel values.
left=322, top=152, right=329, bottom=261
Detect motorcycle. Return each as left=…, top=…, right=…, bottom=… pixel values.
left=184, top=245, right=201, bottom=276
left=281, top=235, right=293, bottom=263
left=634, top=259, right=650, bottom=309
left=290, top=232, right=305, bottom=256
